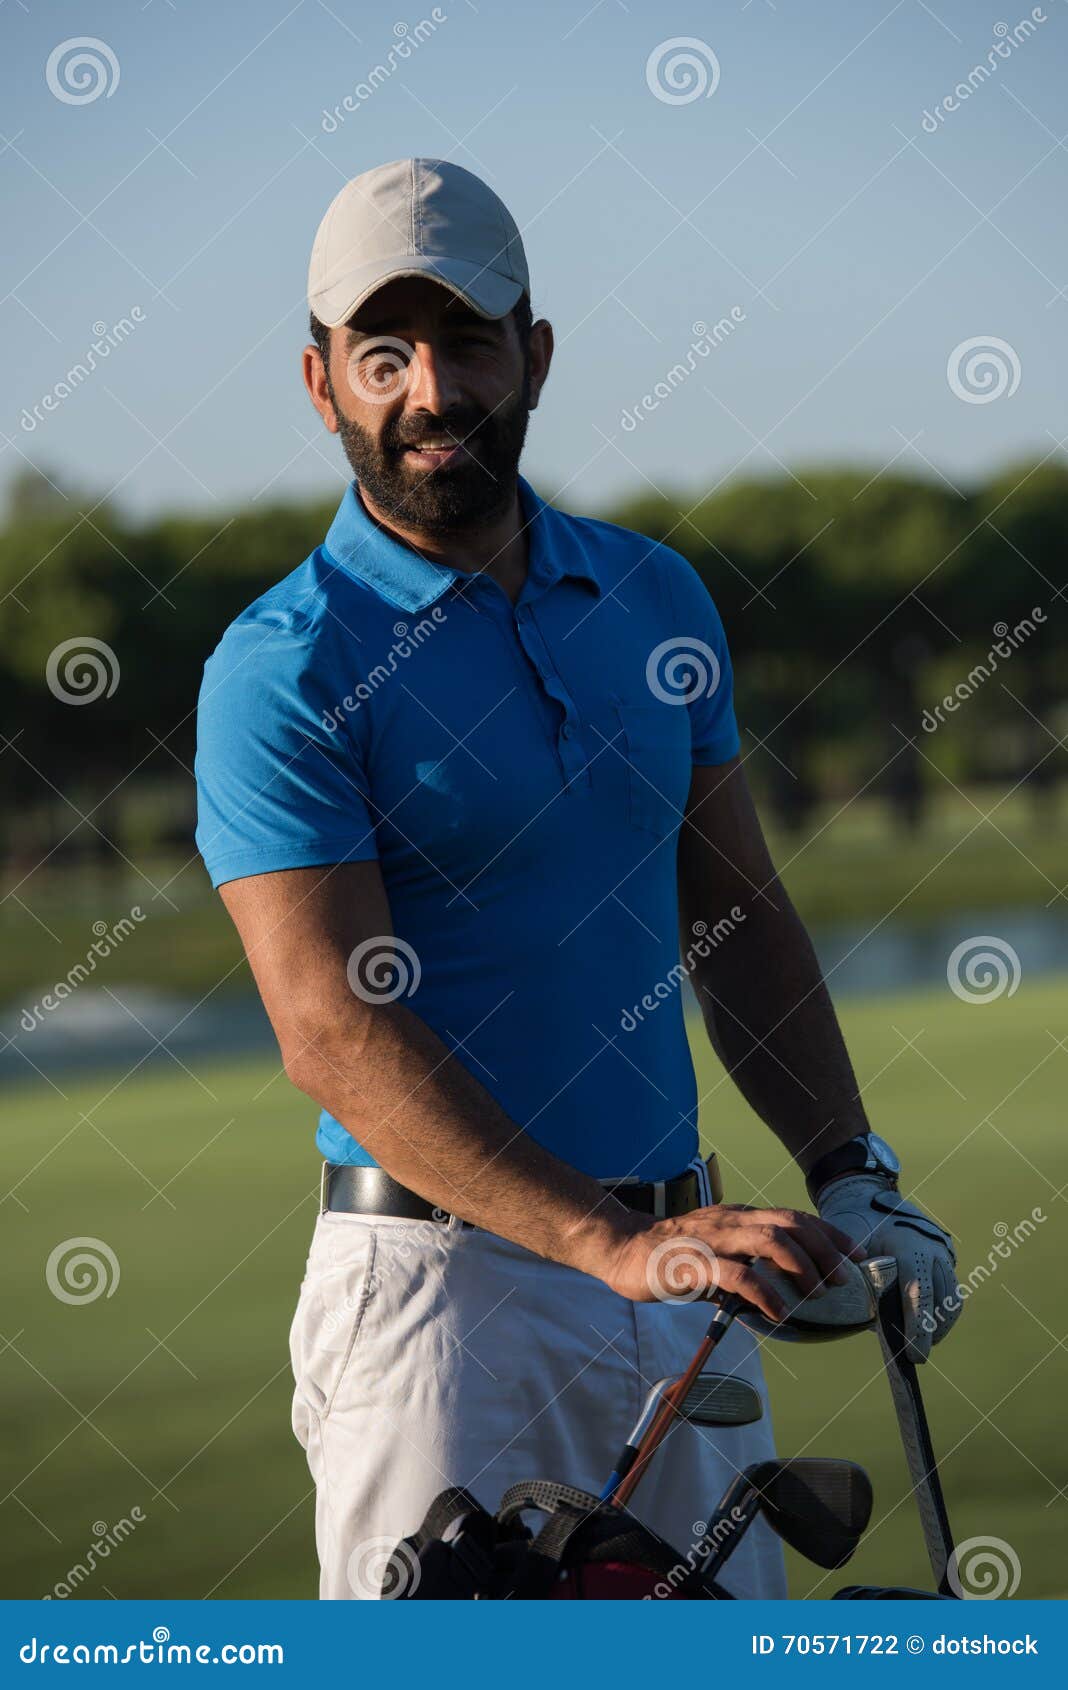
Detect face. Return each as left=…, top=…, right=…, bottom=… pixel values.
left=305, top=276, right=549, bottom=535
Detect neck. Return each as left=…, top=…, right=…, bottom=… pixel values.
left=356, top=483, right=529, bottom=605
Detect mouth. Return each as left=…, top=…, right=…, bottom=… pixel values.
left=400, top=438, right=471, bottom=471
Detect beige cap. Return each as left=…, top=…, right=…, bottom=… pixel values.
left=307, top=157, right=529, bottom=329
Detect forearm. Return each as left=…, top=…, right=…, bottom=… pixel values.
left=285, top=999, right=643, bottom=1278
left=687, top=886, right=868, bottom=1172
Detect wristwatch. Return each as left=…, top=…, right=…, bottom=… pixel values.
left=805, top=1132, right=900, bottom=1205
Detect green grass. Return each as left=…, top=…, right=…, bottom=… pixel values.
left=1, top=976, right=1065, bottom=1599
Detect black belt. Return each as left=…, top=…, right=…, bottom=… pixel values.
left=320, top=1155, right=723, bottom=1226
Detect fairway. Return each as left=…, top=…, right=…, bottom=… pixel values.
left=2, top=977, right=1064, bottom=1600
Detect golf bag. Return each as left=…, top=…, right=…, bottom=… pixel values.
left=386, top=1478, right=730, bottom=1600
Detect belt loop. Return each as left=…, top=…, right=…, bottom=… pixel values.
left=691, top=1154, right=712, bottom=1208
left=319, top=1160, right=329, bottom=1215
left=653, top=1180, right=667, bottom=1220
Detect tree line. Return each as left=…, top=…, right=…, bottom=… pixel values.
left=2, top=457, right=1064, bottom=871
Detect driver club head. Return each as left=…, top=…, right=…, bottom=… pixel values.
left=751, top=1457, right=874, bottom=1569
left=739, top=1255, right=898, bottom=1342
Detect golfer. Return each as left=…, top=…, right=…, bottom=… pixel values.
left=194, top=158, right=960, bottom=1600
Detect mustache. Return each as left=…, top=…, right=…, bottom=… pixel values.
left=391, top=416, right=487, bottom=450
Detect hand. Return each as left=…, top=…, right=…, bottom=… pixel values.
left=604, top=1203, right=867, bottom=1318
left=816, top=1175, right=960, bottom=1362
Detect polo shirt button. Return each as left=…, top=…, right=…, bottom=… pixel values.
left=561, top=723, right=574, bottom=739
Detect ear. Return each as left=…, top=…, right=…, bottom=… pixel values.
left=303, top=340, right=339, bottom=434
left=526, top=317, right=553, bottom=413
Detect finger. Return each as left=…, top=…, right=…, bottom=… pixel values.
left=899, top=1271, right=932, bottom=1364
left=716, top=1257, right=788, bottom=1323
left=766, top=1209, right=866, bottom=1287
left=929, top=1259, right=963, bottom=1348
left=817, top=1219, right=869, bottom=1263
left=703, top=1215, right=823, bottom=1295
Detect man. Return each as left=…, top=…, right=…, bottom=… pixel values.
left=194, top=158, right=960, bottom=1600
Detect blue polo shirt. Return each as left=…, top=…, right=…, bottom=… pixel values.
left=194, top=475, right=739, bottom=1179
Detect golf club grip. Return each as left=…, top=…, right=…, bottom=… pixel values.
left=875, top=1285, right=957, bottom=1595
left=599, top=1443, right=639, bottom=1501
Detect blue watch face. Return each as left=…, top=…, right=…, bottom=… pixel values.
left=867, top=1133, right=900, bottom=1175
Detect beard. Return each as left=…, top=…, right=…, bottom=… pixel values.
left=329, top=362, right=532, bottom=535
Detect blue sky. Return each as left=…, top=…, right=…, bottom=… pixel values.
left=2, top=0, right=1066, bottom=520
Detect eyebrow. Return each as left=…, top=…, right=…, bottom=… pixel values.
left=345, top=311, right=499, bottom=342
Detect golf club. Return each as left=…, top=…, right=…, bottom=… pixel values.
left=834, top=1584, right=952, bottom=1600
left=695, top=1458, right=873, bottom=1580
left=608, top=1256, right=896, bottom=1508
left=871, top=1267, right=960, bottom=1596
left=599, top=1371, right=763, bottom=1501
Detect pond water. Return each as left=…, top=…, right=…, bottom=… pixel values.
left=2, top=907, right=1064, bottom=1087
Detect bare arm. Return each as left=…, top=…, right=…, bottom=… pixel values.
left=677, top=758, right=869, bottom=1174
left=221, top=859, right=862, bottom=1312
left=221, top=860, right=636, bottom=1273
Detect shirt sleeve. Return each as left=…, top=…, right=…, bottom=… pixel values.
left=194, top=610, right=379, bottom=890
left=657, top=546, right=741, bottom=765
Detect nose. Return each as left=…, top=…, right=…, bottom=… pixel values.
left=404, top=341, right=464, bottom=421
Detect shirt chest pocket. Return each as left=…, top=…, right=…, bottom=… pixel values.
left=615, top=702, right=693, bottom=837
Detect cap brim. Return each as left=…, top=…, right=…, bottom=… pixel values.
left=309, top=254, right=524, bottom=329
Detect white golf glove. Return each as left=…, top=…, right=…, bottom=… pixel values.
left=816, top=1175, right=960, bottom=1363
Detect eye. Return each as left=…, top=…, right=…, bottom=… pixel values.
left=455, top=328, right=499, bottom=348
left=359, top=342, right=410, bottom=364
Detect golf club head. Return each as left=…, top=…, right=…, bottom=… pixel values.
left=682, top=1372, right=764, bottom=1427
left=834, top=1584, right=951, bottom=1600
left=740, top=1255, right=897, bottom=1342
left=627, top=1372, right=763, bottom=1445
left=751, top=1458, right=873, bottom=1569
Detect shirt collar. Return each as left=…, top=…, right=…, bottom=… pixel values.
left=322, top=473, right=602, bottom=613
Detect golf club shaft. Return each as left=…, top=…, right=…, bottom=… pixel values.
left=875, top=1281, right=958, bottom=1596
left=691, top=1478, right=760, bottom=1579
left=609, top=1293, right=742, bottom=1508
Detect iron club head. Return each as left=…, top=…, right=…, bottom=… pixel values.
left=600, top=1372, right=763, bottom=1502
left=699, top=1457, right=874, bottom=1578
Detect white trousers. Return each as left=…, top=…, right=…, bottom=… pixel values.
left=288, top=1205, right=787, bottom=1599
